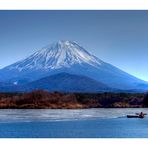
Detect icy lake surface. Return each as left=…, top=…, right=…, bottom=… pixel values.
left=0, top=108, right=148, bottom=122
left=0, top=108, right=148, bottom=138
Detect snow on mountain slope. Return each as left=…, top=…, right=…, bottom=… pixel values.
left=6, top=40, right=103, bottom=71
left=0, top=40, right=148, bottom=91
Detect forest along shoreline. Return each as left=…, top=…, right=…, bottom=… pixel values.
left=0, top=90, right=147, bottom=109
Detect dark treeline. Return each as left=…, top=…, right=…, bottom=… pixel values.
left=0, top=90, right=147, bottom=109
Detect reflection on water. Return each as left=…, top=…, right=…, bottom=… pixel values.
left=0, top=108, right=148, bottom=122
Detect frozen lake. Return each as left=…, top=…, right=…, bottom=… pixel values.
left=0, top=108, right=148, bottom=138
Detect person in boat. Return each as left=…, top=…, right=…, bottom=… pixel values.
left=139, top=112, right=144, bottom=118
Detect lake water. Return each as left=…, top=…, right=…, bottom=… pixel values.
left=0, top=108, right=148, bottom=138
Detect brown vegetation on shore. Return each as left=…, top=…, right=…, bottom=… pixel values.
left=0, top=90, right=146, bottom=109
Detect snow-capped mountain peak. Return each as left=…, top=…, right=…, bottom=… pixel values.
left=0, top=40, right=148, bottom=91
left=6, top=40, right=103, bottom=71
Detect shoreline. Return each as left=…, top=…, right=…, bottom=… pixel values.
left=0, top=90, right=146, bottom=109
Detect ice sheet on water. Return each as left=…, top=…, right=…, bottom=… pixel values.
left=0, top=108, right=148, bottom=123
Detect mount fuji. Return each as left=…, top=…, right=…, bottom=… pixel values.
left=0, top=40, right=148, bottom=92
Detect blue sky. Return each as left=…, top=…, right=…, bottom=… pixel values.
left=0, top=10, right=148, bottom=81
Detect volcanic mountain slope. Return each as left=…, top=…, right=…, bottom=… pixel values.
left=0, top=40, right=147, bottom=91
left=0, top=40, right=103, bottom=83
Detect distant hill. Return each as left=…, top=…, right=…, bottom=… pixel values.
left=20, top=73, right=111, bottom=93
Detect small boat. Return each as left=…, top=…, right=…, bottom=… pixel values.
left=127, top=115, right=144, bottom=118
left=127, top=112, right=146, bottom=118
